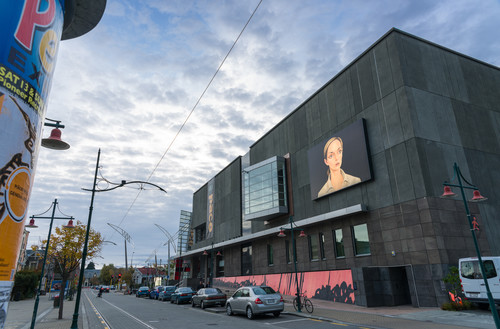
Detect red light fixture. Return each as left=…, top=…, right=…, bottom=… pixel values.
left=277, top=229, right=286, bottom=237
left=41, top=128, right=70, bottom=150
left=25, top=218, right=38, bottom=228
left=299, top=230, right=306, bottom=238
left=216, top=251, right=222, bottom=256
left=63, top=219, right=75, bottom=229
left=202, top=250, right=208, bottom=256
left=471, top=190, right=487, bottom=202
left=441, top=186, right=456, bottom=198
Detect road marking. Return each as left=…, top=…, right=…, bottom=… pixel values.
left=100, top=296, right=157, bottom=329
left=330, top=322, right=348, bottom=326
left=85, top=291, right=112, bottom=329
left=20, top=306, right=52, bottom=329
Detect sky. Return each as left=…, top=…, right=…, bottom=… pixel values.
left=25, top=0, right=500, bottom=270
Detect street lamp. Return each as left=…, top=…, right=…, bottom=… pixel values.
left=41, top=118, right=70, bottom=150
left=155, top=224, right=178, bottom=284
left=70, top=149, right=167, bottom=329
left=107, top=223, right=133, bottom=270
left=202, top=242, right=216, bottom=287
left=441, top=162, right=500, bottom=328
left=277, top=216, right=306, bottom=312
left=25, top=198, right=74, bottom=329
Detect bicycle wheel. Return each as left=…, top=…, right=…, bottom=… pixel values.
left=304, top=299, right=314, bottom=313
left=292, top=297, right=299, bottom=311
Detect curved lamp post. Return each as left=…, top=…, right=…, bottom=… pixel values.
left=155, top=224, right=177, bottom=284
left=441, top=163, right=499, bottom=327
left=25, top=199, right=74, bottom=329
left=277, top=216, right=306, bottom=312
left=70, top=149, right=167, bottom=329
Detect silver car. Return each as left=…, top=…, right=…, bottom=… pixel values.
left=225, top=286, right=284, bottom=319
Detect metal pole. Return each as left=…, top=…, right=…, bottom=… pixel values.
left=30, top=199, right=57, bottom=329
left=125, top=238, right=128, bottom=270
left=209, top=243, right=214, bottom=287
left=290, top=217, right=301, bottom=312
left=71, top=149, right=100, bottom=329
left=454, top=163, right=500, bottom=328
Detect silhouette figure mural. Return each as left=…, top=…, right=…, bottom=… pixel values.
left=213, top=269, right=355, bottom=304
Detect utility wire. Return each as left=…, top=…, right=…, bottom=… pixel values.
left=113, top=0, right=263, bottom=232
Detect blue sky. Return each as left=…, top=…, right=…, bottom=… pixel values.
left=26, top=0, right=500, bottom=269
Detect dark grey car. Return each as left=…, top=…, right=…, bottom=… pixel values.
left=192, top=288, right=227, bottom=309
left=225, top=286, right=284, bottom=319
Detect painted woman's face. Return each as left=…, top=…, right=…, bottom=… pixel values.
left=324, top=139, right=343, bottom=172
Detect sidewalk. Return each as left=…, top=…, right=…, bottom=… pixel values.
left=4, top=295, right=85, bottom=329
left=281, top=298, right=498, bottom=329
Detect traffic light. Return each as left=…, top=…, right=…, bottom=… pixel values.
left=111, top=275, right=114, bottom=279
left=118, top=273, right=122, bottom=280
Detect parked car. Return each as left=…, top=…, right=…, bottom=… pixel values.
left=158, top=286, right=176, bottom=301
left=170, top=287, right=195, bottom=304
left=149, top=286, right=163, bottom=299
left=192, top=287, right=227, bottom=309
left=136, top=286, right=150, bottom=298
left=101, top=286, right=110, bottom=293
left=225, top=286, right=284, bottom=319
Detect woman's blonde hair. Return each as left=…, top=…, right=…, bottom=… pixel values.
left=323, top=137, right=343, bottom=159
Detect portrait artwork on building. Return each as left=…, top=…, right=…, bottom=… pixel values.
left=308, top=119, right=371, bottom=200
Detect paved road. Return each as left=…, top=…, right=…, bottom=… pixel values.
left=83, top=290, right=367, bottom=329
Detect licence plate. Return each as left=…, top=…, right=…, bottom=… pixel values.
left=468, top=292, right=479, bottom=298
left=266, top=299, right=276, bottom=304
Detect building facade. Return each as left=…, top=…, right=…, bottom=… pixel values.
left=175, top=28, right=500, bottom=307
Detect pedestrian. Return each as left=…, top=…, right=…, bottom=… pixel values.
left=196, top=280, right=204, bottom=290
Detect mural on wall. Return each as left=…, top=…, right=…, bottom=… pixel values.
left=213, top=269, right=355, bottom=304
left=307, top=119, right=372, bottom=200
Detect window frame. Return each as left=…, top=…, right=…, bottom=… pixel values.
left=333, top=228, right=345, bottom=258
left=352, top=223, right=371, bottom=256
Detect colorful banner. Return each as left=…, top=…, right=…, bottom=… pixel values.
left=206, top=178, right=214, bottom=239
left=213, top=269, right=355, bottom=304
left=0, top=1, right=64, bottom=326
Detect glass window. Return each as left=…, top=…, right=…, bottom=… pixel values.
left=308, top=235, right=319, bottom=261
left=319, top=233, right=326, bottom=260
left=242, top=157, right=288, bottom=221
left=461, top=260, right=497, bottom=279
left=334, top=229, right=345, bottom=258
left=352, top=224, right=370, bottom=256
left=241, top=244, right=252, bottom=275
left=267, top=244, right=274, bottom=266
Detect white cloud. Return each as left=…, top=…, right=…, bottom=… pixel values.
left=22, top=0, right=500, bottom=268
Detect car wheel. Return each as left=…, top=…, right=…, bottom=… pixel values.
left=170, top=299, right=173, bottom=303
left=201, top=301, right=206, bottom=309
left=226, top=304, right=233, bottom=316
left=176, top=298, right=179, bottom=304
left=246, top=306, right=254, bottom=320
left=273, top=312, right=281, bottom=317
left=191, top=300, right=196, bottom=307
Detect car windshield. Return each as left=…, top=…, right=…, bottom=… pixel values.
left=253, top=287, right=276, bottom=295
left=178, top=288, right=192, bottom=292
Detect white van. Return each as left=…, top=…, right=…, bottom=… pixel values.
left=459, top=257, right=500, bottom=307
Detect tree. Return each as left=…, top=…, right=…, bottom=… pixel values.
left=86, top=261, right=96, bottom=270
left=12, top=270, right=39, bottom=300
left=45, top=221, right=102, bottom=319
left=99, top=264, right=117, bottom=285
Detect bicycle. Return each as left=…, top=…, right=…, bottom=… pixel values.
left=293, top=292, right=314, bottom=313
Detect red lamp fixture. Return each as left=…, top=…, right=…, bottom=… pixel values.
left=299, top=230, right=306, bottom=238
left=63, top=219, right=75, bottom=228
left=441, top=186, right=456, bottom=198
left=25, top=218, right=38, bottom=228
left=202, top=250, right=208, bottom=256
left=216, top=251, right=222, bottom=256
left=277, top=229, right=286, bottom=238
left=471, top=190, right=487, bottom=202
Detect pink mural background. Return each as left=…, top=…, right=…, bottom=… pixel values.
left=213, top=269, right=355, bottom=304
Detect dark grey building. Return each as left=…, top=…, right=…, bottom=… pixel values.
left=176, top=28, right=500, bottom=308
